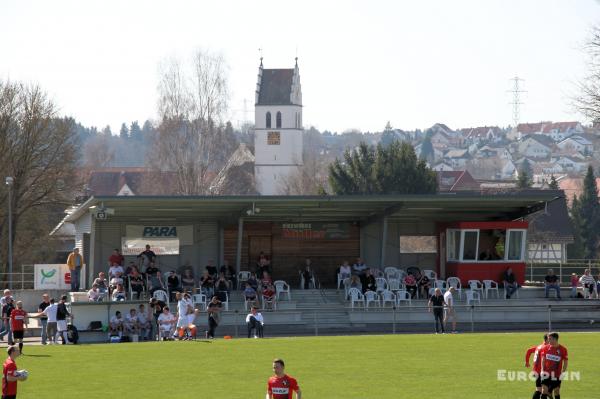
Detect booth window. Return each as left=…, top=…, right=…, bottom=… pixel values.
left=446, top=228, right=526, bottom=262
left=461, top=230, right=478, bottom=260
left=507, top=230, right=525, bottom=260
left=447, top=230, right=460, bottom=260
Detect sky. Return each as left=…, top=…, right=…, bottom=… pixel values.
left=1, top=0, right=599, bottom=133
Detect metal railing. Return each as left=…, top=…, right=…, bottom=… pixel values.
left=526, top=260, right=600, bottom=284
left=0, top=264, right=35, bottom=290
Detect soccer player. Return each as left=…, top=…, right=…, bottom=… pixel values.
left=267, top=359, right=301, bottom=399
left=525, top=333, right=548, bottom=399
left=539, top=332, right=568, bottom=399
left=2, top=345, right=27, bottom=399
left=9, top=302, right=27, bottom=355
left=428, top=288, right=446, bottom=334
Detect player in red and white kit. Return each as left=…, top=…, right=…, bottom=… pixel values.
left=9, top=302, right=27, bottom=356
left=266, top=358, right=301, bottom=399
left=525, top=333, right=548, bottom=399
left=539, top=332, right=568, bottom=399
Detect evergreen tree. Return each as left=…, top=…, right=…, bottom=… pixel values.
left=380, top=121, right=396, bottom=147
left=548, top=175, right=559, bottom=189
left=568, top=195, right=585, bottom=259
left=419, top=134, right=434, bottom=163
left=579, top=165, right=600, bottom=258
left=517, top=169, right=532, bottom=188
left=119, top=123, right=129, bottom=139
left=328, top=141, right=437, bottom=195
left=101, top=125, right=112, bottom=137
left=129, top=121, right=142, bottom=141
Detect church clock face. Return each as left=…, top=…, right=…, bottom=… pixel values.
left=267, top=131, right=281, bottom=145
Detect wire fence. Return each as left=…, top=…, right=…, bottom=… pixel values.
left=526, top=260, right=600, bottom=285
left=0, top=264, right=34, bottom=290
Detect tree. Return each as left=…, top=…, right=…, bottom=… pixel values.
left=83, top=134, right=115, bottom=168
left=574, top=25, right=600, bottom=123
left=380, top=121, right=396, bottom=147
left=328, top=141, right=437, bottom=195
left=101, top=125, right=112, bottom=137
left=419, top=134, right=434, bottom=163
left=568, top=195, right=585, bottom=259
left=119, top=123, right=129, bottom=139
left=0, top=80, right=79, bottom=270
left=548, top=175, right=559, bottom=189
left=578, top=165, right=600, bottom=258
left=151, top=50, right=235, bottom=194
left=517, top=169, right=532, bottom=188
left=129, top=121, right=142, bottom=141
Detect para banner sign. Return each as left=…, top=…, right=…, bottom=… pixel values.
left=281, top=222, right=352, bottom=240
left=34, top=264, right=81, bottom=290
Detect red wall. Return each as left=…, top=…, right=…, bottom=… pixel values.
left=445, top=262, right=525, bottom=285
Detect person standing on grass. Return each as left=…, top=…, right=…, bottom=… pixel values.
left=41, top=299, right=58, bottom=344
left=443, top=287, right=457, bottom=333
left=9, top=302, right=27, bottom=355
left=267, top=358, right=301, bottom=399
left=428, top=288, right=446, bottom=334
left=37, top=294, right=50, bottom=345
left=0, top=291, right=12, bottom=341
left=2, top=345, right=27, bottom=399
left=525, top=333, right=549, bottom=399
left=539, top=332, right=568, bottom=399
left=206, top=296, right=222, bottom=339
left=0, top=298, right=15, bottom=344
left=67, top=247, right=84, bottom=292
left=56, top=296, right=71, bottom=344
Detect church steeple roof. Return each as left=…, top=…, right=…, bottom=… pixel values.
left=255, top=59, right=301, bottom=106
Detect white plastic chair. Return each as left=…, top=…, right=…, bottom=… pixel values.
left=397, top=269, right=408, bottom=281
left=348, top=288, right=365, bottom=309
left=396, top=289, right=412, bottom=306
left=468, top=280, right=483, bottom=297
left=482, top=280, right=500, bottom=299
left=274, top=280, right=291, bottom=301
left=337, top=273, right=345, bottom=290
left=503, top=284, right=520, bottom=299
left=466, top=290, right=481, bottom=305
left=192, top=294, right=207, bottom=310
left=375, top=277, right=388, bottom=293
left=220, top=291, right=229, bottom=311
left=434, top=279, right=448, bottom=293
left=299, top=270, right=316, bottom=290
left=446, top=277, right=462, bottom=299
left=384, top=267, right=399, bottom=279
left=153, top=290, right=169, bottom=307
left=237, top=271, right=251, bottom=289
left=343, top=278, right=352, bottom=297
left=364, top=290, right=380, bottom=308
left=381, top=290, right=396, bottom=307
left=262, top=294, right=276, bottom=310
left=387, top=278, right=402, bottom=293
left=423, top=269, right=438, bottom=280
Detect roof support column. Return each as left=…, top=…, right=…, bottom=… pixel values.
left=235, top=217, right=244, bottom=277
left=380, top=217, right=388, bottom=269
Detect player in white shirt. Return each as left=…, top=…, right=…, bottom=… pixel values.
left=246, top=306, right=264, bottom=338
left=136, top=304, right=151, bottom=341
left=443, top=287, right=457, bottom=333
left=157, top=307, right=175, bottom=340
left=40, top=299, right=59, bottom=344
left=124, top=308, right=140, bottom=336
left=109, top=311, right=124, bottom=338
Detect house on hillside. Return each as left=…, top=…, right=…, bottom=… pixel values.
left=508, top=122, right=547, bottom=140
left=437, top=170, right=480, bottom=191
left=444, top=148, right=470, bottom=168
left=526, top=197, right=574, bottom=263
left=553, top=156, right=586, bottom=173
left=460, top=126, right=503, bottom=145
left=541, top=121, right=583, bottom=142
left=86, top=168, right=179, bottom=196
left=431, top=162, right=454, bottom=171
left=556, top=135, right=593, bottom=155
left=517, top=135, right=553, bottom=159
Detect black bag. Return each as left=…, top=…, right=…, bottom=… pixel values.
left=88, top=321, right=102, bottom=330
left=67, top=324, right=79, bottom=344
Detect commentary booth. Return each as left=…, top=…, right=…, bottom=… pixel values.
left=63, top=191, right=562, bottom=288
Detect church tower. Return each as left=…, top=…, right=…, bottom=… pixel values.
left=254, top=58, right=303, bottom=195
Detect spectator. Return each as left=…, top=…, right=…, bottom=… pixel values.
left=167, top=271, right=182, bottom=302
left=246, top=306, right=264, bottom=338
left=108, top=248, right=124, bottom=266
left=443, top=287, right=457, bottom=333
left=339, top=261, right=352, bottom=280
left=145, top=261, right=160, bottom=277
left=10, top=301, right=27, bottom=354
left=88, top=284, right=102, bottom=302
left=109, top=311, right=124, bottom=339
left=503, top=267, right=519, bottom=299
left=129, top=267, right=144, bottom=299
left=92, top=272, right=108, bottom=295
left=418, top=274, right=432, bottom=298
left=199, top=271, right=214, bottom=297
left=112, top=284, right=126, bottom=301
left=247, top=272, right=259, bottom=292
left=0, top=297, right=15, bottom=344
left=544, top=269, right=561, bottom=299
left=124, top=261, right=137, bottom=277
left=137, top=304, right=151, bottom=341
left=257, top=252, right=271, bottom=275
left=301, top=259, right=314, bottom=289
left=570, top=273, right=579, bottom=298
left=428, top=288, right=446, bottom=334
left=149, top=298, right=166, bottom=340
left=261, top=271, right=273, bottom=289
left=41, top=298, right=58, bottom=344
left=67, top=247, right=84, bottom=292
left=137, top=244, right=157, bottom=269
left=157, top=306, right=175, bottom=341
left=56, top=295, right=71, bottom=345
left=37, top=293, right=50, bottom=345
left=124, top=308, right=140, bottom=337
left=220, top=260, right=237, bottom=289
left=206, top=296, right=222, bottom=339
left=147, top=270, right=166, bottom=296
left=363, top=269, right=376, bottom=293
left=403, top=274, right=418, bottom=298
left=108, top=263, right=124, bottom=280
left=579, top=269, right=596, bottom=298
left=349, top=275, right=362, bottom=292
left=214, top=273, right=230, bottom=302
left=0, top=290, right=12, bottom=336
left=205, top=260, right=218, bottom=278
left=244, top=283, right=259, bottom=307
left=262, top=284, right=276, bottom=310
left=181, top=268, right=196, bottom=293
left=109, top=271, right=124, bottom=290
left=352, top=257, right=367, bottom=276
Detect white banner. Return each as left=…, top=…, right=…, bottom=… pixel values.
left=121, top=238, right=180, bottom=256
left=34, top=264, right=83, bottom=290
left=125, top=225, right=193, bottom=245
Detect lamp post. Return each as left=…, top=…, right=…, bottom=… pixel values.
left=5, top=177, right=13, bottom=290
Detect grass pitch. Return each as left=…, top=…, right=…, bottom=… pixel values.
left=14, top=332, right=598, bottom=398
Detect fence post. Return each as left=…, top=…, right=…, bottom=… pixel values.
left=559, top=262, right=562, bottom=285
left=470, top=305, right=474, bottom=333
left=547, top=305, right=552, bottom=332
left=234, top=310, right=239, bottom=338
left=530, top=262, right=533, bottom=283
left=392, top=306, right=396, bottom=334
left=314, top=310, right=318, bottom=336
